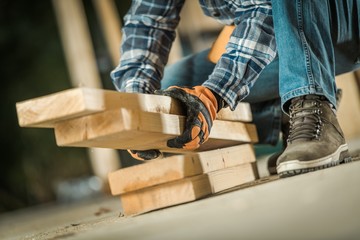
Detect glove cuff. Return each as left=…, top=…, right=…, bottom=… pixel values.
left=209, top=89, right=227, bottom=112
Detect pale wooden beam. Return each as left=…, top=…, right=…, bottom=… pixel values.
left=336, top=72, right=360, bottom=140
left=92, top=0, right=122, bottom=66
left=53, top=108, right=258, bottom=152
left=109, top=144, right=255, bottom=195
left=52, top=0, right=101, bottom=88
left=15, top=87, right=252, bottom=128
left=52, top=0, right=120, bottom=183
left=15, top=88, right=184, bottom=128
left=120, top=163, right=256, bottom=216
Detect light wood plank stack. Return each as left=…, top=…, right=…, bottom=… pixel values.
left=110, top=144, right=257, bottom=215
left=16, top=87, right=259, bottom=215
left=16, top=87, right=258, bottom=152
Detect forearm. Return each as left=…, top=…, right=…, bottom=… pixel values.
left=113, top=25, right=176, bottom=93
left=111, top=0, right=185, bottom=93
left=203, top=1, right=277, bottom=110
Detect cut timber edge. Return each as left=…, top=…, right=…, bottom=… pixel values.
left=120, top=163, right=257, bottom=216
left=54, top=108, right=258, bottom=152
left=108, top=144, right=256, bottom=195
left=16, top=87, right=253, bottom=128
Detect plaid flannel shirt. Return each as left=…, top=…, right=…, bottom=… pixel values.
left=111, top=0, right=277, bottom=110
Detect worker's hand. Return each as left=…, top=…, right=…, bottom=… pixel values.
left=154, top=86, right=218, bottom=150
left=127, top=149, right=162, bottom=161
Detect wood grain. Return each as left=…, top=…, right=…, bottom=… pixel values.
left=16, top=88, right=183, bottom=128
left=120, top=163, right=256, bottom=216
left=54, top=109, right=258, bottom=152
left=16, top=87, right=252, bottom=128
left=217, top=103, right=252, bottom=122
left=108, top=144, right=255, bottom=195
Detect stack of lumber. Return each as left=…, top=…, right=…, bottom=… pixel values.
left=109, top=144, right=257, bottom=215
left=16, top=87, right=259, bottom=215
left=16, top=87, right=258, bottom=152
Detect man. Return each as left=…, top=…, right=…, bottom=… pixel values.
left=271, top=0, right=359, bottom=176
left=111, top=0, right=359, bottom=177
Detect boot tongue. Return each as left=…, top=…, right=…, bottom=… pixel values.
left=291, top=95, right=320, bottom=118
left=291, top=95, right=321, bottom=104
left=289, top=95, right=322, bottom=142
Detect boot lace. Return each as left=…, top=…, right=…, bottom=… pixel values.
left=287, top=98, right=324, bottom=143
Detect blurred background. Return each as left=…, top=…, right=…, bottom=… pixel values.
left=1, top=0, right=360, bottom=215
left=0, top=0, right=224, bottom=213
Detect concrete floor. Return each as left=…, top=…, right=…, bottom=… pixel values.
left=1, top=156, right=359, bottom=240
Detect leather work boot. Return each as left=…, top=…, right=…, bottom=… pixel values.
left=267, top=114, right=289, bottom=175
left=276, top=94, right=352, bottom=177
left=267, top=89, right=344, bottom=175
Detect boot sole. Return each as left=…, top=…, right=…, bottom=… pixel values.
left=277, top=144, right=352, bottom=178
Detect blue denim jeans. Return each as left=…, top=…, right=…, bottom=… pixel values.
left=272, top=0, right=360, bottom=111
left=162, top=0, right=360, bottom=145
left=162, top=50, right=282, bottom=145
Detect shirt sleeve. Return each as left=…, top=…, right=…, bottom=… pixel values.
left=203, top=0, right=277, bottom=110
left=110, top=0, right=185, bottom=94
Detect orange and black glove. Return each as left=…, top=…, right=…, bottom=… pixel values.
left=154, top=86, right=220, bottom=150
left=127, top=149, right=162, bottom=161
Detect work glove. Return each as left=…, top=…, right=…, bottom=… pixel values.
left=127, top=149, right=162, bottom=161
left=154, top=86, right=219, bottom=150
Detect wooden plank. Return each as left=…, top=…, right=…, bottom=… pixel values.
left=53, top=109, right=258, bottom=152
left=336, top=72, right=360, bottom=140
left=208, top=25, right=235, bottom=63
left=16, top=88, right=183, bottom=128
left=52, top=0, right=121, bottom=184
left=92, top=0, right=122, bottom=66
left=121, top=174, right=211, bottom=216
left=16, top=88, right=252, bottom=128
left=52, top=0, right=101, bottom=89
left=16, top=88, right=102, bottom=128
left=120, top=163, right=256, bottom=216
left=217, top=103, right=252, bottom=122
left=108, top=144, right=255, bottom=195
